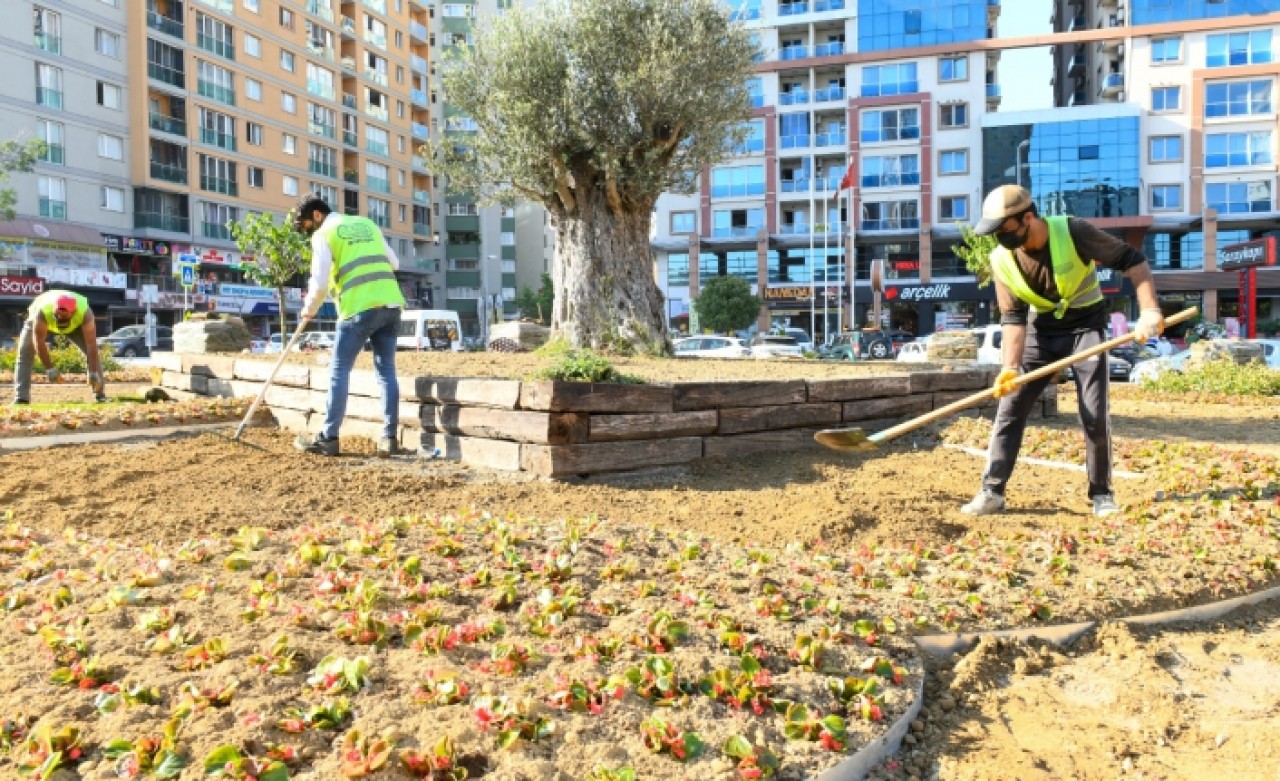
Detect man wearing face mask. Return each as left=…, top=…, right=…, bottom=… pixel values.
left=14, top=290, right=107, bottom=404
left=962, top=185, right=1164, bottom=518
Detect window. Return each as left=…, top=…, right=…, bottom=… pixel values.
left=500, top=231, right=515, bottom=245
left=368, top=197, right=390, bottom=227
left=861, top=63, right=918, bottom=97
left=36, top=63, right=63, bottom=109
left=365, top=125, right=390, bottom=155
left=1078, top=145, right=1100, bottom=160
left=246, top=122, right=263, bottom=146
left=1149, top=135, right=1183, bottom=162
left=308, top=143, right=337, bottom=177
left=199, top=154, right=238, bottom=196
left=939, top=195, right=968, bottom=221
left=98, top=134, right=124, bottom=160
left=1205, top=132, right=1273, bottom=168
left=1204, top=79, right=1272, bottom=118
left=1206, top=30, right=1272, bottom=68
left=709, top=165, right=766, bottom=198
left=365, top=16, right=388, bottom=49
left=671, top=211, right=696, bottom=234
left=283, top=176, right=299, bottom=196
left=308, top=103, right=337, bottom=139
left=1150, top=185, right=1181, bottom=211
left=282, top=133, right=297, bottom=155
left=1150, top=37, right=1181, bottom=64
left=365, top=161, right=390, bottom=192
left=939, top=103, right=968, bottom=128
left=196, top=13, right=234, bottom=60
left=311, top=184, right=337, bottom=204
left=1152, top=86, right=1181, bottom=112
left=280, top=50, right=295, bottom=72
left=245, top=78, right=262, bottom=101
left=95, top=29, right=120, bottom=58
left=38, top=176, right=66, bottom=220
left=279, top=7, right=294, bottom=29
left=1205, top=181, right=1271, bottom=213
left=397, top=170, right=405, bottom=187
left=938, top=149, right=968, bottom=175
left=861, top=199, right=918, bottom=231
left=306, top=63, right=335, bottom=100
left=37, top=120, right=63, bottom=165
left=778, top=113, right=810, bottom=148
left=247, top=166, right=264, bottom=188
left=862, top=154, right=919, bottom=187
left=711, top=208, right=765, bottom=237
left=96, top=80, right=120, bottom=108
left=244, top=33, right=260, bottom=57
left=281, top=91, right=297, bottom=113
left=397, top=136, right=405, bottom=153
left=861, top=108, right=919, bottom=143
left=197, top=60, right=235, bottom=105
left=201, top=202, right=238, bottom=240
left=243, top=0, right=259, bottom=11
left=198, top=107, right=236, bottom=150
left=100, top=186, right=124, bottom=212
left=938, top=56, right=968, bottom=82
left=398, top=204, right=407, bottom=223
left=33, top=7, right=61, bottom=54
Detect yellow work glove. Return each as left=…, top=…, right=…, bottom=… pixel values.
left=992, top=368, right=1020, bottom=399
left=1133, top=308, right=1165, bottom=342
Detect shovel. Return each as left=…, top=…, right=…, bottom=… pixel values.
left=814, top=307, right=1198, bottom=453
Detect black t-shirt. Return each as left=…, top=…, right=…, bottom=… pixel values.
left=995, top=217, right=1148, bottom=335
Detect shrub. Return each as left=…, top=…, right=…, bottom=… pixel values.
left=531, top=348, right=644, bottom=384
left=1140, top=358, right=1280, bottom=396
left=0, top=337, right=120, bottom=374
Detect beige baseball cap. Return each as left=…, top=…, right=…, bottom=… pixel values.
left=974, top=184, right=1034, bottom=235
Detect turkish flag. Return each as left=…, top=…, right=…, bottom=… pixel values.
left=838, top=166, right=855, bottom=191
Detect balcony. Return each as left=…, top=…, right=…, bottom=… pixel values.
left=778, top=223, right=811, bottom=235
left=341, top=56, right=356, bottom=73
left=413, top=224, right=433, bottom=237
left=1069, top=54, right=1085, bottom=75
left=410, top=21, right=428, bottom=41
left=136, top=212, right=189, bottom=233
left=411, top=89, right=428, bottom=106
left=150, top=162, right=188, bottom=184
left=36, top=88, right=63, bottom=110
left=779, top=90, right=809, bottom=106
left=344, top=169, right=359, bottom=184
left=146, top=11, right=184, bottom=39
left=200, top=176, right=238, bottom=197
left=197, top=33, right=235, bottom=61
left=307, top=0, right=335, bottom=20
left=341, top=16, right=355, bottom=37
left=813, top=86, right=845, bottom=102
left=413, top=189, right=430, bottom=203
left=365, top=68, right=388, bottom=86
left=813, top=42, right=844, bottom=57
left=34, top=32, right=61, bottom=55
left=780, top=134, right=811, bottom=149
left=38, top=198, right=67, bottom=221
left=197, top=81, right=235, bottom=105
left=199, top=128, right=237, bottom=151
left=813, top=0, right=845, bottom=11
left=309, top=160, right=338, bottom=177
left=860, top=218, right=920, bottom=232
left=814, top=131, right=846, bottom=147
left=412, top=157, right=429, bottom=172
left=985, top=83, right=1002, bottom=105
left=364, top=29, right=387, bottom=49
left=780, top=179, right=811, bottom=194
left=367, top=177, right=390, bottom=193
left=39, top=144, right=64, bottom=165
left=779, top=1, right=809, bottom=15
left=342, top=92, right=357, bottom=109
left=1069, top=15, right=1086, bottom=31
left=711, top=226, right=764, bottom=238
left=149, top=112, right=187, bottom=136
left=1100, top=72, right=1124, bottom=96
left=365, top=100, right=389, bottom=121
left=309, top=121, right=337, bottom=140
left=411, top=54, right=427, bottom=72
left=343, top=130, right=357, bottom=147
left=366, top=139, right=389, bottom=156
left=412, top=122, right=429, bottom=140
left=201, top=222, right=232, bottom=241
left=307, top=42, right=335, bottom=62
left=729, top=7, right=760, bottom=21
left=779, top=45, right=810, bottom=61
left=148, top=62, right=186, bottom=89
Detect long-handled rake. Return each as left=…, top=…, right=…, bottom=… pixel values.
left=221, top=320, right=310, bottom=449
left=814, top=307, right=1198, bottom=453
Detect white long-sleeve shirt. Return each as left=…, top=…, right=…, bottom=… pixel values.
left=302, top=212, right=401, bottom=318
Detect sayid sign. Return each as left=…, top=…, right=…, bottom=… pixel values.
left=0, top=275, right=44, bottom=297
left=1219, top=237, right=1276, bottom=271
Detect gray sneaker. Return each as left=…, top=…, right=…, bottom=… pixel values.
left=376, top=437, right=400, bottom=459
left=295, top=433, right=339, bottom=456
left=961, top=489, right=1006, bottom=516
left=1092, top=494, right=1121, bottom=518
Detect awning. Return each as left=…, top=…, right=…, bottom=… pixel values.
left=247, top=302, right=280, bottom=315
left=0, top=218, right=105, bottom=247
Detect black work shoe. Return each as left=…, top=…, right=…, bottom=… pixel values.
left=295, top=433, right=339, bottom=456
left=376, top=437, right=401, bottom=459
left=12, top=398, right=29, bottom=405
left=94, top=393, right=109, bottom=403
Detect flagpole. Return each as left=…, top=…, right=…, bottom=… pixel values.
left=822, top=190, right=829, bottom=345
left=836, top=188, right=843, bottom=338
left=808, top=179, right=815, bottom=342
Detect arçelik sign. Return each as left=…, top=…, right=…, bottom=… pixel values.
left=884, top=283, right=952, bottom=301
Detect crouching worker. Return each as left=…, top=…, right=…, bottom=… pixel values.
left=14, top=290, right=107, bottom=404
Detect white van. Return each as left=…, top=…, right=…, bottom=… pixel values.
left=397, top=309, right=463, bottom=351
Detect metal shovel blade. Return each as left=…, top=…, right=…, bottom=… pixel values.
left=813, top=427, right=876, bottom=452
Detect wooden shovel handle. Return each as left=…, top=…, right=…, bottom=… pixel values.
left=867, top=307, right=1199, bottom=445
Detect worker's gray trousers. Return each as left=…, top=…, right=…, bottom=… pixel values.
left=981, top=328, right=1112, bottom=500
left=13, top=319, right=91, bottom=402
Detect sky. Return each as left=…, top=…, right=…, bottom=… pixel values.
left=996, top=2, right=1055, bottom=112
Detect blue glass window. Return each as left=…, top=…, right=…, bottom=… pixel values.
left=939, top=149, right=968, bottom=174
left=731, top=120, right=766, bottom=155
left=1152, top=86, right=1181, bottom=111
left=1150, top=185, right=1182, bottom=210
left=939, top=55, right=968, bottom=82
left=725, top=250, right=759, bottom=284
left=1079, top=145, right=1100, bottom=160
left=1149, top=135, right=1183, bottom=162
left=1205, top=132, right=1273, bottom=168
left=1206, top=30, right=1272, bottom=67
left=712, top=208, right=765, bottom=237
left=939, top=195, right=967, bottom=221
left=1151, top=38, right=1181, bottom=63
left=861, top=63, right=918, bottom=98
left=1205, top=181, right=1271, bottom=213
left=670, top=212, right=695, bottom=234
left=667, top=252, right=689, bottom=286
left=861, top=107, right=919, bottom=143
left=779, top=113, right=810, bottom=149
left=710, top=166, right=765, bottom=198
left=727, top=0, right=761, bottom=21
left=1204, top=79, right=1272, bottom=118
left=745, top=77, right=763, bottom=109
left=862, top=154, right=919, bottom=187
left=857, top=0, right=987, bottom=52
left=860, top=199, right=919, bottom=231
left=1133, top=0, right=1280, bottom=26
left=940, top=103, right=968, bottom=128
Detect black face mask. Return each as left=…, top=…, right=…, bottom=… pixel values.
left=995, top=223, right=1028, bottom=250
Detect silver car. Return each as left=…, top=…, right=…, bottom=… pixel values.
left=672, top=335, right=751, bottom=358
left=748, top=334, right=804, bottom=359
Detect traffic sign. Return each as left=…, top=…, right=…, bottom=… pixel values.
left=180, top=264, right=196, bottom=287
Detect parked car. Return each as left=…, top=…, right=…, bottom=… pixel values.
left=749, top=334, right=804, bottom=359
left=264, top=333, right=284, bottom=354
left=778, top=327, right=814, bottom=353
left=821, top=330, right=895, bottom=360
left=293, top=332, right=337, bottom=352
left=968, top=324, right=1004, bottom=365
left=97, top=325, right=174, bottom=357
left=896, top=338, right=931, bottom=363
left=672, top=335, right=751, bottom=359
left=1244, top=338, right=1280, bottom=369
left=1130, top=349, right=1192, bottom=384
left=883, top=329, right=917, bottom=355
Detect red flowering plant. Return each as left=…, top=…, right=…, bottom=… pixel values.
left=639, top=716, right=703, bottom=762
left=697, top=653, right=773, bottom=715
left=101, top=716, right=186, bottom=779
left=277, top=698, right=352, bottom=733
left=201, top=745, right=288, bottom=781
left=722, top=734, right=780, bottom=780
left=412, top=668, right=470, bottom=706
left=622, top=656, right=691, bottom=705
left=779, top=702, right=848, bottom=751
left=545, top=674, right=625, bottom=715
left=338, top=728, right=393, bottom=778
left=399, top=735, right=467, bottom=780
left=471, top=695, right=555, bottom=749
left=16, top=724, right=85, bottom=778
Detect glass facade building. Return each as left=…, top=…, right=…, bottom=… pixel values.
left=1131, top=0, right=1280, bottom=26
left=857, top=0, right=989, bottom=52
left=983, top=115, right=1141, bottom=220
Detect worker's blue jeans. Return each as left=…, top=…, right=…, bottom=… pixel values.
left=321, top=306, right=402, bottom=442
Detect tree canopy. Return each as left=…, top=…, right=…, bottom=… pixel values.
left=693, top=275, right=762, bottom=334
left=1, top=138, right=47, bottom=222
left=229, top=211, right=311, bottom=338
left=426, top=0, right=758, bottom=353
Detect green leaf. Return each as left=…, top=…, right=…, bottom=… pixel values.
left=258, top=762, right=291, bottom=781
left=154, top=751, right=187, bottom=778
left=722, top=734, right=752, bottom=758
left=102, top=740, right=134, bottom=758
left=203, top=745, right=243, bottom=773
left=497, top=729, right=521, bottom=749
left=680, top=732, right=704, bottom=760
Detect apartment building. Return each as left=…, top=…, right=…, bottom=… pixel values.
left=652, top=0, right=1280, bottom=340
left=0, top=0, right=133, bottom=336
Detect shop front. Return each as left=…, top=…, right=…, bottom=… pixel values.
left=762, top=284, right=845, bottom=343
left=0, top=217, right=123, bottom=337
left=853, top=280, right=996, bottom=336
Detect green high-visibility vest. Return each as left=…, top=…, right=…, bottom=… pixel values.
left=989, top=215, right=1103, bottom=319
left=29, top=291, right=89, bottom=334
left=313, top=215, right=406, bottom=319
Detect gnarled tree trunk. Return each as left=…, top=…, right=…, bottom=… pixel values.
left=551, top=187, right=669, bottom=354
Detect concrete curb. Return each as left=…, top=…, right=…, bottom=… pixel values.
left=818, top=675, right=925, bottom=781
left=0, top=422, right=236, bottom=451
left=943, top=443, right=1145, bottom=480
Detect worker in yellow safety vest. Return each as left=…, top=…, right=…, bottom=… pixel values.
left=13, top=290, right=107, bottom=404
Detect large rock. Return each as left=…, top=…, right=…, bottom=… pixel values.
left=928, top=331, right=978, bottom=361
left=489, top=320, right=551, bottom=351
left=1186, top=338, right=1265, bottom=369
left=173, top=316, right=253, bottom=354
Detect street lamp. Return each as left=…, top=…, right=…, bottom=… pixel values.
left=483, top=253, right=496, bottom=344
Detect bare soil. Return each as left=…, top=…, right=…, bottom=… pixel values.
left=1, top=353, right=1278, bottom=780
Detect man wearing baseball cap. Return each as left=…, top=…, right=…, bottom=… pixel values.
left=14, top=289, right=107, bottom=404
left=962, top=184, right=1164, bottom=518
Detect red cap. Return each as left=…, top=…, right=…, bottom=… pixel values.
left=54, top=295, right=77, bottom=316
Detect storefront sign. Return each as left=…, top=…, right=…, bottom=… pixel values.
left=1219, top=237, right=1276, bottom=271
left=885, top=283, right=952, bottom=302
left=218, top=283, right=276, bottom=300
left=763, top=286, right=813, bottom=300
left=0, top=275, right=44, bottom=297
left=194, top=247, right=250, bottom=268
left=26, top=242, right=107, bottom=271
left=890, top=259, right=920, bottom=273
left=37, top=266, right=127, bottom=289
left=103, top=235, right=171, bottom=257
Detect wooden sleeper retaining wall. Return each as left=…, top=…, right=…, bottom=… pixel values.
left=153, top=353, right=1057, bottom=477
